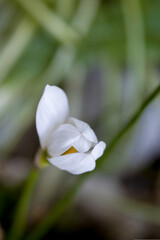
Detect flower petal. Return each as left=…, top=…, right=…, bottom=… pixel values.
left=36, top=85, right=69, bottom=148
left=48, top=152, right=96, bottom=174
left=47, top=123, right=81, bottom=157
left=91, top=141, right=106, bottom=160
left=68, top=117, right=98, bottom=143
left=73, top=135, right=92, bottom=153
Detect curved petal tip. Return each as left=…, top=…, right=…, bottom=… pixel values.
left=92, top=141, right=106, bottom=160
left=36, top=85, right=69, bottom=148
left=48, top=152, right=95, bottom=175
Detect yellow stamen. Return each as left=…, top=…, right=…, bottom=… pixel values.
left=62, top=146, right=78, bottom=155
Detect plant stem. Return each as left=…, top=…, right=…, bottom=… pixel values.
left=97, top=84, right=160, bottom=168
left=25, top=85, right=160, bottom=240
left=25, top=175, right=87, bottom=240
left=7, top=168, right=39, bottom=240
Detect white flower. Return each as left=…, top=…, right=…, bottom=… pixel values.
left=36, top=85, right=106, bottom=175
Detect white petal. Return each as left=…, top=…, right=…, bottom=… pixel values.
left=47, top=123, right=80, bottom=157
left=48, top=152, right=96, bottom=175
left=73, top=135, right=92, bottom=153
left=91, top=141, right=106, bottom=160
left=68, top=117, right=98, bottom=143
left=36, top=85, right=69, bottom=148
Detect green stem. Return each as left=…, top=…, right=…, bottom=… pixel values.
left=25, top=175, right=87, bottom=240
left=25, top=85, right=160, bottom=240
left=7, top=168, right=39, bottom=240
left=97, top=84, right=160, bottom=168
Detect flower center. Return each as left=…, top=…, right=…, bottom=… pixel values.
left=62, top=146, right=78, bottom=155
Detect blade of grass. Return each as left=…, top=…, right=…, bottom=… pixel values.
left=15, top=0, right=80, bottom=46
left=121, top=0, right=146, bottom=107
left=0, top=17, right=36, bottom=83
left=25, top=85, right=160, bottom=240
left=55, top=0, right=75, bottom=19
left=72, top=0, right=100, bottom=34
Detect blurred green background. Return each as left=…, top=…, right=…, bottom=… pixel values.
left=0, top=0, right=160, bottom=239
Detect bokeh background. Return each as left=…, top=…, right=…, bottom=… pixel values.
left=0, top=0, right=160, bottom=239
